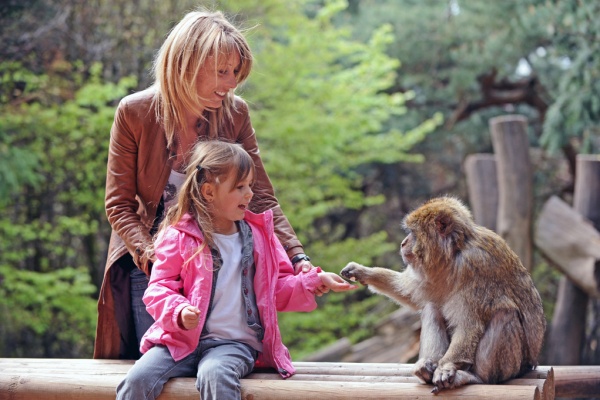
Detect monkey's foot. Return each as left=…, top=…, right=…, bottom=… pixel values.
left=412, top=358, right=437, bottom=383
left=340, top=262, right=371, bottom=286
left=432, top=365, right=483, bottom=393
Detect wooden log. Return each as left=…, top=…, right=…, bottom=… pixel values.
left=554, top=365, right=600, bottom=398
left=534, top=195, right=600, bottom=297
left=505, top=379, right=553, bottom=400
left=0, top=371, right=541, bottom=400
left=489, top=115, right=534, bottom=271
left=546, top=277, right=588, bottom=365
left=575, top=155, right=600, bottom=365
left=464, top=153, right=499, bottom=232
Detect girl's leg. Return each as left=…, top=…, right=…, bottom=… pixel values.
left=130, top=267, right=155, bottom=347
left=116, top=345, right=198, bottom=400
left=196, top=339, right=258, bottom=400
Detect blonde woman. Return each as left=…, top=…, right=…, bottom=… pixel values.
left=95, top=10, right=320, bottom=360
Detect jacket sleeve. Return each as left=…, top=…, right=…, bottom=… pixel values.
left=142, top=229, right=191, bottom=333
left=235, top=99, right=304, bottom=259
left=105, top=99, right=154, bottom=273
left=271, top=233, right=323, bottom=312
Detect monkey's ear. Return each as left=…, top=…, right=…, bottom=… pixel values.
left=434, top=213, right=454, bottom=237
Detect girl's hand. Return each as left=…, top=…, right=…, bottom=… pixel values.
left=178, top=306, right=201, bottom=330
left=317, top=272, right=359, bottom=294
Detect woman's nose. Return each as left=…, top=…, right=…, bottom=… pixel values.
left=225, top=72, right=237, bottom=90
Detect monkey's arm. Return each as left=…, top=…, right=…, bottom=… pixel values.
left=340, top=262, right=419, bottom=310
left=432, top=312, right=485, bottom=390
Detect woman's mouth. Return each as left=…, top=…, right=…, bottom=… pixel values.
left=215, top=91, right=226, bottom=98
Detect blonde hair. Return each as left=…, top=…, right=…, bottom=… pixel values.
left=149, top=140, right=256, bottom=268
left=152, top=9, right=253, bottom=147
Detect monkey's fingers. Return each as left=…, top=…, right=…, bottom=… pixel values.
left=431, top=385, right=440, bottom=395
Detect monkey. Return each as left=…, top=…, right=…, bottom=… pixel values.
left=341, top=196, right=545, bottom=393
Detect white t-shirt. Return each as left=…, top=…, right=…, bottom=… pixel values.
left=162, top=169, right=186, bottom=212
left=202, top=231, right=263, bottom=352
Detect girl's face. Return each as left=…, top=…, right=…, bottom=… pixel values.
left=203, top=170, right=254, bottom=234
left=197, top=51, right=241, bottom=109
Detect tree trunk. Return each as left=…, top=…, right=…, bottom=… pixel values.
left=576, top=155, right=600, bottom=372
left=464, top=153, right=498, bottom=232
left=489, top=115, right=533, bottom=271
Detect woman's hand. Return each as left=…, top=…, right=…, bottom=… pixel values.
left=178, top=306, right=201, bottom=330
left=317, top=272, right=359, bottom=295
left=293, top=259, right=313, bottom=275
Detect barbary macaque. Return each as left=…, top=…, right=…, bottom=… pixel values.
left=341, top=196, right=545, bottom=393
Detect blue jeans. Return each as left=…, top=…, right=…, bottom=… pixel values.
left=116, top=339, right=258, bottom=400
left=130, top=268, right=155, bottom=347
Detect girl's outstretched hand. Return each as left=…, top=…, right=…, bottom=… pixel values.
left=317, top=272, right=359, bottom=293
left=178, top=306, right=201, bottom=330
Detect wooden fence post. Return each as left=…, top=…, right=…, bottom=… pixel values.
left=547, top=154, right=600, bottom=366
left=464, top=154, right=498, bottom=232
left=489, top=115, right=533, bottom=271
left=576, top=155, right=600, bottom=365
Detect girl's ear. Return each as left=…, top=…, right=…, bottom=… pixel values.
left=201, top=182, right=215, bottom=203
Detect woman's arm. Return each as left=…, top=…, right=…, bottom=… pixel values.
left=105, top=99, right=154, bottom=273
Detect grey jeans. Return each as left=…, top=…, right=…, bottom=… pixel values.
left=116, top=339, right=258, bottom=400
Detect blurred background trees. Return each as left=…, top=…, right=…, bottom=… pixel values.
left=1, top=0, right=598, bottom=361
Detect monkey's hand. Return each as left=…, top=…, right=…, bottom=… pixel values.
left=412, top=358, right=437, bottom=384
left=340, top=262, right=372, bottom=286
left=432, top=362, right=458, bottom=393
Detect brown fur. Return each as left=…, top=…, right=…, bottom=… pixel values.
left=341, top=196, right=545, bottom=393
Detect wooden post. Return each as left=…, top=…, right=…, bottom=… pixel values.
left=489, top=115, right=534, bottom=271
left=576, top=155, right=600, bottom=365
left=547, top=154, right=600, bottom=366
left=464, top=153, right=498, bottom=231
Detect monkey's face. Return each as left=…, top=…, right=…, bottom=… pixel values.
left=400, top=232, right=418, bottom=265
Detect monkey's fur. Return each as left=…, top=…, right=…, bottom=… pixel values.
left=341, top=197, right=545, bottom=393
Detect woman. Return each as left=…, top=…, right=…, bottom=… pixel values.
left=94, top=10, right=320, bottom=360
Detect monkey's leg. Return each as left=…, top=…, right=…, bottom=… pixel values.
left=413, top=303, right=450, bottom=384
left=471, top=309, right=526, bottom=384
left=340, top=262, right=418, bottom=309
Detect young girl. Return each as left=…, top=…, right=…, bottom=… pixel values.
left=116, top=141, right=357, bottom=400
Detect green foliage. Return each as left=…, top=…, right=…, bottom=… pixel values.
left=0, top=62, right=136, bottom=357
left=0, top=265, right=97, bottom=357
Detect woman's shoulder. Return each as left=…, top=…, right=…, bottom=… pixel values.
left=231, top=95, right=250, bottom=117
left=117, top=87, right=157, bottom=119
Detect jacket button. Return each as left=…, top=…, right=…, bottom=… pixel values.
left=247, top=309, right=252, bottom=315
left=244, top=289, right=248, bottom=295
left=243, top=269, right=248, bottom=275
left=283, top=245, right=289, bottom=250
left=135, top=248, right=141, bottom=254
left=171, top=152, right=176, bottom=157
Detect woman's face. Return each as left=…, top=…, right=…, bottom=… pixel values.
left=197, top=51, right=241, bottom=109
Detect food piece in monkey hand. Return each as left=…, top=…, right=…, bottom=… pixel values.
left=340, top=196, right=546, bottom=394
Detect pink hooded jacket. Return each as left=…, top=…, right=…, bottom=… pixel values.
left=140, top=209, right=323, bottom=378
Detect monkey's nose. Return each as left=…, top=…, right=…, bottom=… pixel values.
left=401, top=237, right=408, bottom=247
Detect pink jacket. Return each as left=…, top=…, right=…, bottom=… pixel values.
left=140, top=210, right=323, bottom=378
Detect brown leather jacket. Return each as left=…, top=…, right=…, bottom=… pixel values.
left=94, top=88, right=303, bottom=359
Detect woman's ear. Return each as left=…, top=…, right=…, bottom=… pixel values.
left=201, top=182, right=215, bottom=203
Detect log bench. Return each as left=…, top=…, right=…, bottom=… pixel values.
left=0, top=358, right=596, bottom=400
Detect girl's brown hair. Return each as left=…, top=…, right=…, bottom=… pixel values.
left=151, top=9, right=253, bottom=147
left=149, top=140, right=256, bottom=267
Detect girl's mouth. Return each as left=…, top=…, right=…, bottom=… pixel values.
left=238, top=204, right=247, bottom=210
